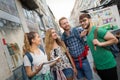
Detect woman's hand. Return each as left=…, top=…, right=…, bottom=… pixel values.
left=55, top=56, right=62, bottom=62
left=34, top=63, right=44, bottom=74
left=49, top=57, right=62, bottom=67
left=73, top=67, right=77, bottom=76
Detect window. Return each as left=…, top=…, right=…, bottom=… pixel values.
left=0, top=0, right=19, bottom=17
left=23, top=9, right=35, bottom=22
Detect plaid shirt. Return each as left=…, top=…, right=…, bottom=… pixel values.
left=61, top=27, right=86, bottom=58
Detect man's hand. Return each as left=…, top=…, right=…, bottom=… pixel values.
left=93, top=39, right=101, bottom=46
left=80, top=30, right=88, bottom=37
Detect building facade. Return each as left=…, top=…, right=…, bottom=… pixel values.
left=70, top=0, right=120, bottom=27
left=0, top=0, right=59, bottom=79
left=70, top=0, right=101, bottom=26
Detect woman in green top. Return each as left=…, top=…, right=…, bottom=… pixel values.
left=79, top=13, right=118, bottom=80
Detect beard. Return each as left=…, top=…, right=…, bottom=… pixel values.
left=64, top=25, right=70, bottom=31
left=85, top=22, right=90, bottom=29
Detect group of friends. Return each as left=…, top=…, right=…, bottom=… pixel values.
left=23, top=13, right=119, bottom=80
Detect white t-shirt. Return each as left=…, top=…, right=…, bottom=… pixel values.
left=24, top=49, right=50, bottom=74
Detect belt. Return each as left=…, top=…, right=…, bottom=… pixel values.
left=72, top=45, right=89, bottom=68
left=73, top=57, right=87, bottom=61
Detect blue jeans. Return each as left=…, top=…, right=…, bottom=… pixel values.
left=75, top=59, right=93, bottom=80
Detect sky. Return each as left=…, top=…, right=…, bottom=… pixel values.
left=46, top=0, right=75, bottom=21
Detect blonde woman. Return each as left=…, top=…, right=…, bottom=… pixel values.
left=45, top=28, right=77, bottom=80
left=23, top=31, right=59, bottom=80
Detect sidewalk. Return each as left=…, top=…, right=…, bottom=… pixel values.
left=115, top=53, right=120, bottom=80
left=87, top=50, right=120, bottom=80
left=87, top=50, right=101, bottom=80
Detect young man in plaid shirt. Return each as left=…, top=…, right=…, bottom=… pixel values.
left=59, top=17, right=93, bottom=80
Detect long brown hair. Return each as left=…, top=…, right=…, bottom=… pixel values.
left=45, top=28, right=67, bottom=60
left=23, top=31, right=37, bottom=56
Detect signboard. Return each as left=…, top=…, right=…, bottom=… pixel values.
left=89, top=5, right=120, bottom=30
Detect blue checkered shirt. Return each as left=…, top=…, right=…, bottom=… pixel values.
left=61, top=27, right=86, bottom=58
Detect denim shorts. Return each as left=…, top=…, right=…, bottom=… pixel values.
left=53, top=68, right=74, bottom=79
left=62, top=68, right=74, bottom=78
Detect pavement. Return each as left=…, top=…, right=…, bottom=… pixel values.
left=87, top=50, right=101, bottom=80
left=87, top=51, right=120, bottom=80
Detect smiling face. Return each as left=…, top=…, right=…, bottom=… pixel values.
left=59, top=18, right=70, bottom=31
left=32, top=33, right=41, bottom=46
left=79, top=13, right=91, bottom=29
left=79, top=17, right=91, bottom=29
left=51, top=29, right=58, bottom=40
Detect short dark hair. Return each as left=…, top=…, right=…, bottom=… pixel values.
left=79, top=13, right=91, bottom=20
left=59, top=17, right=67, bottom=26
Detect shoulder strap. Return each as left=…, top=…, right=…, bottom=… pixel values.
left=94, top=27, right=99, bottom=39
left=22, top=52, right=33, bottom=79
left=94, top=27, right=99, bottom=50
left=93, top=27, right=117, bottom=52
left=39, top=45, right=45, bottom=54
left=25, top=52, right=33, bottom=66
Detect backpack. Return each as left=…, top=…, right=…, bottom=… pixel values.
left=39, top=45, right=45, bottom=53
left=22, top=52, right=33, bottom=80
left=94, top=27, right=119, bottom=58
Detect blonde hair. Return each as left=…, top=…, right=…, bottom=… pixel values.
left=23, top=32, right=37, bottom=56
left=45, top=28, right=67, bottom=60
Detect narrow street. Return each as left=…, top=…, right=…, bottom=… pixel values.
left=0, top=0, right=120, bottom=80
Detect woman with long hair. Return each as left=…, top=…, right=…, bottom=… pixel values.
left=23, top=31, right=58, bottom=80
left=45, top=28, right=77, bottom=80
